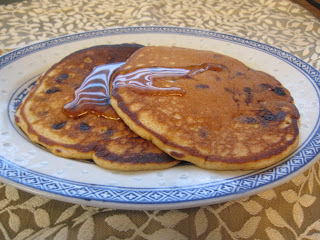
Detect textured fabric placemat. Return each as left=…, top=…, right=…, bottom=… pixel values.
left=292, top=0, right=320, bottom=18
left=0, top=0, right=319, bottom=239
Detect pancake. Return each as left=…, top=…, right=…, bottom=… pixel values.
left=110, top=46, right=300, bottom=170
left=15, top=44, right=179, bottom=171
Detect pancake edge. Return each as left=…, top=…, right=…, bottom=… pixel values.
left=110, top=96, right=299, bottom=170
left=17, top=96, right=180, bottom=170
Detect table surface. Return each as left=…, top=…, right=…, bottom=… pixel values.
left=0, top=0, right=319, bottom=239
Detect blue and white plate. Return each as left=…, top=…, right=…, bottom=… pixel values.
left=0, top=27, right=319, bottom=210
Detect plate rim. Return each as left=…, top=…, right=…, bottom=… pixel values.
left=1, top=26, right=320, bottom=209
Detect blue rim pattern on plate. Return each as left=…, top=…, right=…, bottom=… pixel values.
left=1, top=26, right=320, bottom=205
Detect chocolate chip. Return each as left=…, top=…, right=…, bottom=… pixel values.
left=259, top=83, right=272, bottom=90
left=46, top=87, right=61, bottom=94
left=256, top=109, right=278, bottom=122
left=262, top=114, right=277, bottom=121
left=273, top=87, right=286, bottom=96
left=199, top=129, right=207, bottom=138
left=243, top=87, right=253, bottom=104
left=240, top=116, right=258, bottom=124
left=79, top=123, right=90, bottom=131
left=56, top=73, right=69, bottom=83
left=243, top=87, right=252, bottom=93
left=52, top=121, right=67, bottom=129
left=236, top=72, right=243, bottom=76
left=104, top=129, right=114, bottom=137
left=224, top=88, right=233, bottom=93
left=277, top=111, right=286, bottom=120
left=196, top=84, right=210, bottom=89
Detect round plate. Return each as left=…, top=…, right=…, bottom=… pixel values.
left=0, top=26, right=319, bottom=210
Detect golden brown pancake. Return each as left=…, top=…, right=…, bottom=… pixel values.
left=111, top=46, right=300, bottom=170
left=15, top=44, right=180, bottom=171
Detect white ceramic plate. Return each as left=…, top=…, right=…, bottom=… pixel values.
left=0, top=27, right=319, bottom=210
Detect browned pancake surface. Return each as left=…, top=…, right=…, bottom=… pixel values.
left=111, top=46, right=300, bottom=170
left=15, top=44, right=179, bottom=171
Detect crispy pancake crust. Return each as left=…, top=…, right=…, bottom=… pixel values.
left=15, top=44, right=179, bottom=171
left=111, top=46, right=300, bottom=170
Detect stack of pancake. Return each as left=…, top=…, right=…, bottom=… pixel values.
left=15, top=44, right=179, bottom=171
left=15, top=44, right=300, bottom=171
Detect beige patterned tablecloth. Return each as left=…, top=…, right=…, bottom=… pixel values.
left=0, top=0, right=320, bottom=239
